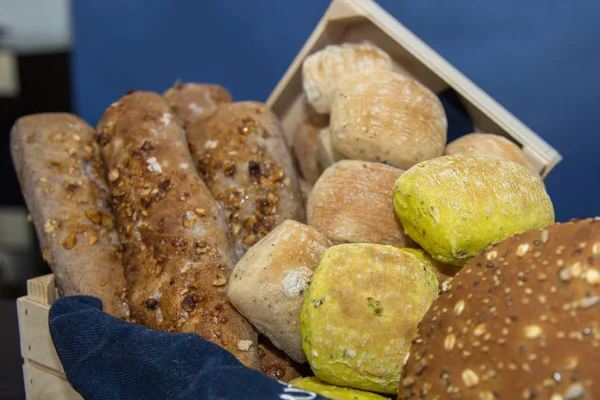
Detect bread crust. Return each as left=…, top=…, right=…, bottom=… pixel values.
left=97, top=91, right=260, bottom=368
left=10, top=113, right=129, bottom=319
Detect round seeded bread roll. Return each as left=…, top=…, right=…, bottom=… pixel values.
left=330, top=70, right=447, bottom=170
left=445, top=133, right=537, bottom=174
left=302, top=43, right=392, bottom=114
left=398, top=218, right=600, bottom=400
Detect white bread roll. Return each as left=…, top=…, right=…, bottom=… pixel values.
left=302, top=43, right=392, bottom=114
left=330, top=70, right=447, bottom=170
left=228, top=220, right=332, bottom=363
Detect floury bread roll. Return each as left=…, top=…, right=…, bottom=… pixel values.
left=10, top=113, right=129, bottom=319
left=399, top=218, right=600, bottom=400
left=187, top=101, right=304, bottom=259
left=330, top=70, right=447, bottom=170
left=96, top=91, right=260, bottom=369
left=445, top=133, right=538, bottom=174
left=301, top=244, right=439, bottom=394
left=308, top=160, right=414, bottom=247
left=394, top=154, right=554, bottom=266
left=163, top=82, right=232, bottom=126
left=228, top=220, right=332, bottom=363
left=302, top=43, right=393, bottom=114
left=293, top=113, right=329, bottom=184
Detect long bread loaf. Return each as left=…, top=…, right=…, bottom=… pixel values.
left=96, top=91, right=260, bottom=368
left=10, top=113, right=129, bottom=319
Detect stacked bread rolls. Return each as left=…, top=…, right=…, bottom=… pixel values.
left=10, top=41, right=581, bottom=400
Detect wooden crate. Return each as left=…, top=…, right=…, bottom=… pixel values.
left=267, top=0, right=562, bottom=178
left=17, top=274, right=82, bottom=400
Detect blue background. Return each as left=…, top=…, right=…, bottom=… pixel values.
left=72, top=0, right=600, bottom=222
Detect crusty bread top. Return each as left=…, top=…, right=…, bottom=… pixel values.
left=399, top=218, right=600, bottom=400
left=163, top=82, right=232, bottom=126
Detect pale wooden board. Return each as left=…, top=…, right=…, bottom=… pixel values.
left=266, top=0, right=562, bottom=178
left=17, top=297, right=65, bottom=373
left=23, top=362, right=82, bottom=400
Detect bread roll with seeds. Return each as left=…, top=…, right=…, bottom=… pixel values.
left=399, top=218, right=600, bottom=400
left=330, top=70, right=447, bottom=170
left=290, top=377, right=389, bottom=400
left=163, top=82, right=232, bottom=126
left=445, top=133, right=537, bottom=174
left=308, top=160, right=414, bottom=247
left=302, top=43, right=393, bottom=114
left=293, top=113, right=329, bottom=184
left=187, top=101, right=304, bottom=259
left=96, top=91, right=260, bottom=369
left=228, top=220, right=332, bottom=363
left=393, top=154, right=554, bottom=266
left=258, top=336, right=308, bottom=383
left=10, top=113, right=129, bottom=319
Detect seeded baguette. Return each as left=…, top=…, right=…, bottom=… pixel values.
left=96, top=91, right=260, bottom=369
left=10, top=113, right=129, bottom=319
left=163, top=82, right=232, bottom=127
left=186, top=101, right=304, bottom=260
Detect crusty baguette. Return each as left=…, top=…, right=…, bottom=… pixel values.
left=96, top=91, right=260, bottom=369
left=186, top=101, right=304, bottom=260
left=10, top=113, right=129, bottom=319
left=163, top=82, right=232, bottom=127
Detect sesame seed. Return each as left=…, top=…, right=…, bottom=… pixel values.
left=586, top=269, right=600, bottom=285
left=454, top=300, right=466, bottom=316
left=559, top=268, right=571, bottom=281
left=473, top=324, right=486, bottom=337
left=524, top=288, right=533, bottom=295
left=578, top=295, right=599, bottom=309
left=479, top=391, right=495, bottom=400
left=564, top=383, right=584, bottom=400
left=593, top=242, right=600, bottom=255
left=570, top=264, right=584, bottom=280
left=550, top=395, right=564, bottom=400
left=516, top=243, right=530, bottom=257
left=541, top=229, right=549, bottom=243
left=444, top=333, right=456, bottom=351
left=487, top=251, right=498, bottom=260
left=524, top=325, right=542, bottom=339
left=461, top=368, right=480, bottom=388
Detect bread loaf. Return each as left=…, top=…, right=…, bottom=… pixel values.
left=308, top=160, right=414, bottom=247
left=330, top=70, right=447, bottom=170
left=258, top=336, right=307, bottom=383
left=399, top=218, right=600, bottom=400
left=228, top=220, right=331, bottom=363
left=96, top=91, right=260, bottom=369
left=445, top=133, right=537, bottom=174
left=293, top=113, right=329, bottom=184
left=302, top=43, right=392, bottom=114
left=10, top=113, right=129, bottom=319
left=163, top=82, right=232, bottom=126
left=186, top=101, right=304, bottom=259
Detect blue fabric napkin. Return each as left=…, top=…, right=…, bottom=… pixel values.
left=48, top=296, right=327, bottom=400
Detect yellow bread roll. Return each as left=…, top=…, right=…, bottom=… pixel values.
left=393, top=154, right=555, bottom=266
left=290, top=377, right=388, bottom=400
left=307, top=160, right=414, bottom=247
left=302, top=43, right=392, bottom=114
left=445, top=133, right=537, bottom=174
left=301, top=244, right=439, bottom=394
left=330, top=70, right=447, bottom=170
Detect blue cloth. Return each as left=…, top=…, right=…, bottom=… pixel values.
left=48, top=296, right=327, bottom=400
